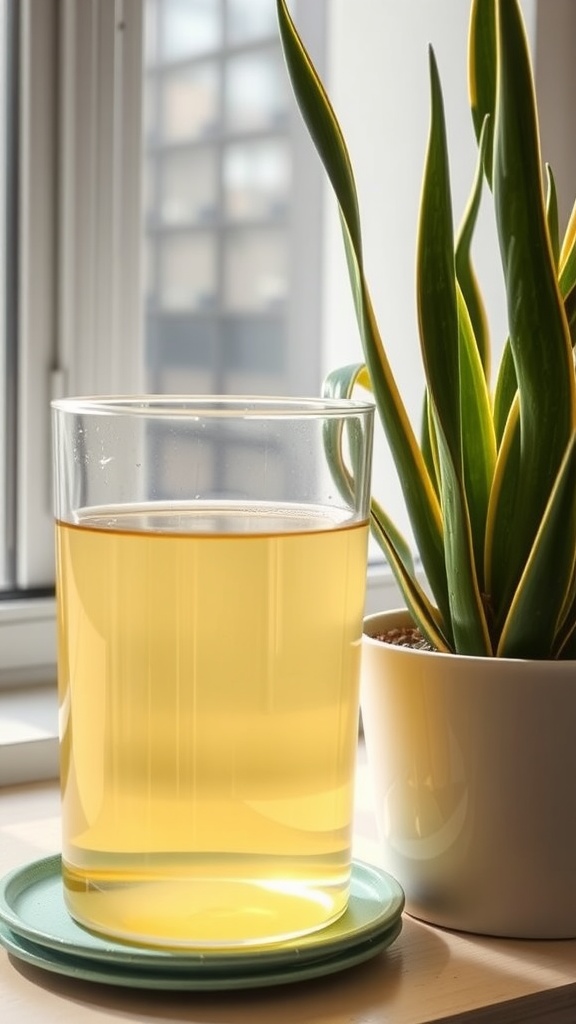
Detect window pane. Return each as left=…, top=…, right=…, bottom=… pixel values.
left=142, top=1, right=323, bottom=402
left=160, top=62, right=219, bottom=142
left=224, top=51, right=288, bottom=133
left=224, top=140, right=290, bottom=222
left=160, top=148, right=219, bottom=224
left=227, top=0, right=277, bottom=44
left=158, top=234, right=217, bottom=312
left=222, top=316, right=285, bottom=393
left=224, top=227, right=287, bottom=313
left=161, top=0, right=221, bottom=61
left=146, top=315, right=218, bottom=393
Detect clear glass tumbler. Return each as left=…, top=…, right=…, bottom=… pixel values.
left=52, top=396, right=373, bottom=950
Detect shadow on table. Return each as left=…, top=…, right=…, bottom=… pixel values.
left=8, top=917, right=452, bottom=1023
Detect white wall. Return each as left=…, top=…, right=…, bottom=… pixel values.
left=319, top=0, right=537, bottom=550
left=534, top=0, right=576, bottom=235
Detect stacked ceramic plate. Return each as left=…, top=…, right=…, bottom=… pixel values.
left=0, top=855, right=404, bottom=990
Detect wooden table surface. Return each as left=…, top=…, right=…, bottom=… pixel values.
left=2, top=750, right=576, bottom=1023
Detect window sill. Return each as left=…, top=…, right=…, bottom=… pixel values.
left=0, top=684, right=58, bottom=785
left=0, top=596, right=59, bottom=785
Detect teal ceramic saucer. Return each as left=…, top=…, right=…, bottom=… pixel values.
left=0, top=855, right=404, bottom=990
left=0, top=916, right=402, bottom=991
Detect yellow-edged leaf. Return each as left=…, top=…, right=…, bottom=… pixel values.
left=468, top=0, right=496, bottom=187
left=497, top=435, right=576, bottom=658
left=490, top=0, right=576, bottom=621
left=457, top=284, right=497, bottom=591
left=432, top=401, right=492, bottom=655
left=559, top=199, right=576, bottom=284
left=455, top=117, right=491, bottom=378
left=546, top=164, right=560, bottom=269
left=276, top=0, right=452, bottom=623
left=484, top=394, right=520, bottom=632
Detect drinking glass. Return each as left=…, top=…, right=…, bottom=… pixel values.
left=52, top=396, right=373, bottom=950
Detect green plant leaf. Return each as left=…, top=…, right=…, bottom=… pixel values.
left=560, top=202, right=576, bottom=346
left=565, top=285, right=576, bottom=347
left=457, top=285, right=497, bottom=592
left=276, top=0, right=451, bottom=628
left=559, top=200, right=576, bottom=299
left=468, top=0, right=496, bottom=187
left=322, top=363, right=450, bottom=650
left=492, top=169, right=566, bottom=449
left=417, top=47, right=491, bottom=652
left=432, top=403, right=492, bottom=655
left=497, top=435, right=576, bottom=658
left=559, top=203, right=576, bottom=344
left=455, top=117, right=491, bottom=378
left=420, top=391, right=440, bottom=498
left=275, top=0, right=361, bottom=255
left=492, top=340, right=516, bottom=447
left=545, top=164, right=560, bottom=269
left=554, top=561, right=576, bottom=657
left=417, top=48, right=460, bottom=465
left=338, top=219, right=452, bottom=623
left=489, top=0, right=576, bottom=624
left=556, top=622, right=576, bottom=660
left=278, top=0, right=576, bottom=659
left=369, top=500, right=451, bottom=653
left=483, top=394, right=520, bottom=635
left=554, top=560, right=576, bottom=657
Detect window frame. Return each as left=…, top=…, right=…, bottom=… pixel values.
left=0, top=0, right=148, bottom=784
left=0, top=1, right=11, bottom=592
left=17, top=0, right=57, bottom=590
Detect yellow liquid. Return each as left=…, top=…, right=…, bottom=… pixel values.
left=55, top=504, right=368, bottom=949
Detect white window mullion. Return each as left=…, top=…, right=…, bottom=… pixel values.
left=17, top=0, right=144, bottom=589
left=58, top=0, right=144, bottom=398
left=17, top=0, right=57, bottom=588
left=113, top=0, right=145, bottom=391
left=0, top=0, right=9, bottom=590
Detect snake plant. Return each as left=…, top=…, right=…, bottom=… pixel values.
left=277, top=0, right=576, bottom=659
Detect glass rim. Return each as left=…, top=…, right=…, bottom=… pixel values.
left=51, top=394, right=375, bottom=419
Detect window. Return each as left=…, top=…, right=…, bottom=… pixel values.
left=143, top=0, right=316, bottom=398
left=0, top=0, right=330, bottom=783
left=3, top=0, right=576, bottom=785
left=141, top=1, right=327, bottom=489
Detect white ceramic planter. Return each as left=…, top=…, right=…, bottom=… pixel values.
left=361, top=609, right=576, bottom=938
